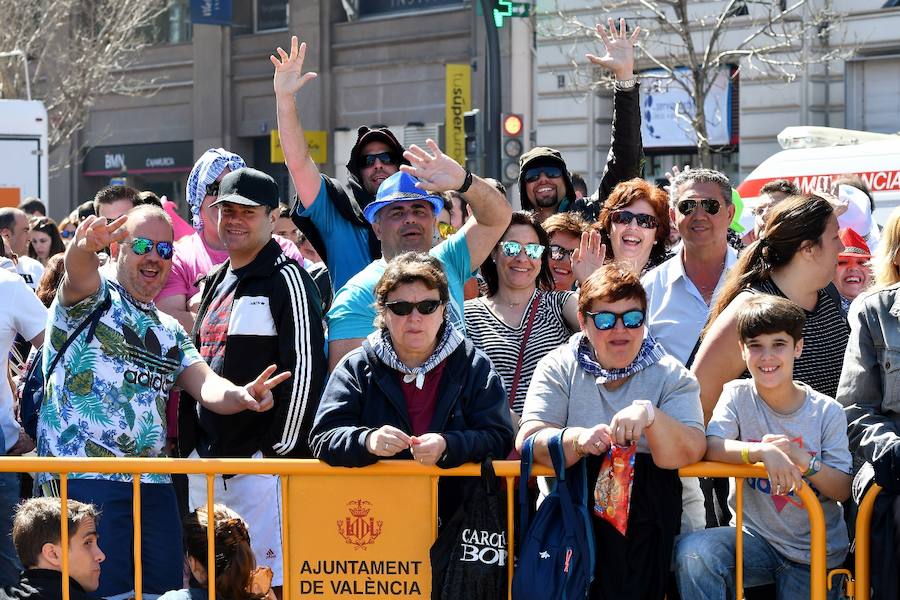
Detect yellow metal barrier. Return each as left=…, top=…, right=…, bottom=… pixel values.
left=845, top=483, right=883, bottom=600
left=0, top=458, right=830, bottom=600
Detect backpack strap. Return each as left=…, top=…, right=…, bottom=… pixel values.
left=45, top=291, right=111, bottom=377
left=518, top=434, right=536, bottom=535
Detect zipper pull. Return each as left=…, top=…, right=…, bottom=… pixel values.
left=564, top=548, right=573, bottom=573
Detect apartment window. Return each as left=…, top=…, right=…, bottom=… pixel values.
left=256, top=0, right=288, bottom=32
left=153, top=0, right=192, bottom=44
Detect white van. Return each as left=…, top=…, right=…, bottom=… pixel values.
left=737, top=127, right=900, bottom=226
left=0, top=99, right=49, bottom=211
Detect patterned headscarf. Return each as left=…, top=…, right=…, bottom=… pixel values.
left=367, top=319, right=464, bottom=389
left=185, top=148, right=246, bottom=231
left=572, top=332, right=666, bottom=384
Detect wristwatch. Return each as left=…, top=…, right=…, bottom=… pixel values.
left=615, top=77, right=638, bottom=91
left=802, top=455, right=821, bottom=478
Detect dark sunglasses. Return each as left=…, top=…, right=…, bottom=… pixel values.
left=384, top=299, right=443, bottom=316
left=129, top=237, right=174, bottom=260
left=523, top=165, right=563, bottom=183
left=586, top=309, right=645, bottom=331
left=361, top=152, right=396, bottom=168
left=205, top=180, right=220, bottom=197
left=60, top=229, right=76, bottom=239
left=499, top=241, right=545, bottom=260
left=549, top=244, right=575, bottom=262
left=611, top=210, right=659, bottom=230
left=676, top=198, right=721, bottom=216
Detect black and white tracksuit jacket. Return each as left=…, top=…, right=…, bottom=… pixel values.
left=179, top=238, right=327, bottom=459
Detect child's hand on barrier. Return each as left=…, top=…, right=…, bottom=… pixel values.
left=759, top=442, right=803, bottom=495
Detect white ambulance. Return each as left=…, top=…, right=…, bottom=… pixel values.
left=737, top=127, right=900, bottom=226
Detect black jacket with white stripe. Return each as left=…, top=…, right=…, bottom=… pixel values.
left=179, top=238, right=327, bottom=459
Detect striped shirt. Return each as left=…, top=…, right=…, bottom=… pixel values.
left=465, top=290, right=575, bottom=413
left=746, top=280, right=850, bottom=398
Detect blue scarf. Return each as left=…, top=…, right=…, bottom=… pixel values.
left=367, top=321, right=464, bottom=389
left=572, top=332, right=666, bottom=383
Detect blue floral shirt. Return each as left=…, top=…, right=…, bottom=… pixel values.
left=37, top=278, right=202, bottom=484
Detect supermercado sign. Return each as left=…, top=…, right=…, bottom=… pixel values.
left=287, top=475, right=431, bottom=598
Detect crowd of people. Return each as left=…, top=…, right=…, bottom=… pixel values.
left=1, top=18, right=900, bottom=600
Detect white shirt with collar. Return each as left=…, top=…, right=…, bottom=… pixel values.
left=641, top=245, right=738, bottom=367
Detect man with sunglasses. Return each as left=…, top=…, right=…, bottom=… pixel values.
left=326, top=143, right=511, bottom=371
left=272, top=36, right=411, bottom=291
left=39, top=204, right=290, bottom=599
left=518, top=18, right=643, bottom=223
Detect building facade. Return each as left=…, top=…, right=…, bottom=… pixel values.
left=49, top=0, right=525, bottom=219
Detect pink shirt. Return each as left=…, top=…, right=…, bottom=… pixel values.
left=156, top=232, right=303, bottom=301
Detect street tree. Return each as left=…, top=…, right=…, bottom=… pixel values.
left=0, top=0, right=169, bottom=156
left=542, top=1, right=852, bottom=167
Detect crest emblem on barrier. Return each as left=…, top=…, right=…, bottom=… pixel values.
left=337, top=499, right=383, bottom=550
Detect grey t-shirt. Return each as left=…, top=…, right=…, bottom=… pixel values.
left=707, top=380, right=852, bottom=567
left=520, top=340, right=705, bottom=454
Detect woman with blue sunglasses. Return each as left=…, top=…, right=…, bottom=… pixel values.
left=465, top=212, right=605, bottom=423
left=515, top=263, right=706, bottom=599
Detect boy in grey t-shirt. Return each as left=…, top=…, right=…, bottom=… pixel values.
left=674, top=296, right=851, bottom=600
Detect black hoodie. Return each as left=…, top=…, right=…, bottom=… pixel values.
left=517, top=85, right=643, bottom=222
left=0, top=570, right=93, bottom=600
left=291, top=126, right=408, bottom=264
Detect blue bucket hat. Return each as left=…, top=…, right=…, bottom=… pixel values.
left=363, top=171, right=444, bottom=224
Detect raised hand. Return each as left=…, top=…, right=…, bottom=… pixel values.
left=242, top=364, right=291, bottom=412
left=271, top=35, right=318, bottom=97
left=73, top=215, right=128, bottom=254
left=586, top=17, right=639, bottom=81
left=399, top=139, right=466, bottom=193
left=571, top=230, right=606, bottom=283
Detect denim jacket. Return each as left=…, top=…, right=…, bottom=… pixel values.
left=836, top=282, right=900, bottom=479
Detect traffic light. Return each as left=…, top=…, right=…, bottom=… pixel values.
left=464, top=109, right=482, bottom=175
left=501, top=113, right=524, bottom=185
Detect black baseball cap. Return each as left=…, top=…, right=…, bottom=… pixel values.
left=210, top=167, right=279, bottom=209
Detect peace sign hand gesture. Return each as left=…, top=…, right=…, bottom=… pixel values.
left=271, top=35, right=318, bottom=98
left=586, top=17, right=639, bottom=81
left=74, top=215, right=129, bottom=254
left=239, top=365, right=291, bottom=412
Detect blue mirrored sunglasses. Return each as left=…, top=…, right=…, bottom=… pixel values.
left=586, top=309, right=645, bottom=331
left=129, top=237, right=174, bottom=260
left=499, top=241, right=545, bottom=260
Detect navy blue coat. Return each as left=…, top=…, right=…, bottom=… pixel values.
left=310, top=337, right=513, bottom=467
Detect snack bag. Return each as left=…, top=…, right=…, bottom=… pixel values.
left=592, top=444, right=637, bottom=535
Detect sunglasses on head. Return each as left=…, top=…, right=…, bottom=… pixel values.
left=549, top=244, right=575, bottom=262
left=60, top=229, right=75, bottom=239
left=586, top=309, right=645, bottom=331
left=499, top=241, right=545, bottom=260
left=205, top=180, right=220, bottom=197
left=384, top=299, right=443, bottom=316
left=129, top=237, right=174, bottom=260
left=361, top=152, right=396, bottom=168
left=437, top=222, right=457, bottom=239
left=611, top=210, right=659, bottom=229
left=676, top=198, right=721, bottom=216
left=523, top=165, right=563, bottom=183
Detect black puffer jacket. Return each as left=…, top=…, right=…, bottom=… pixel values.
left=0, top=570, right=93, bottom=600
left=518, top=85, right=643, bottom=222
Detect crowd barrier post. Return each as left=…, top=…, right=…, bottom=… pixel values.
left=848, top=483, right=883, bottom=600
left=0, top=457, right=831, bottom=600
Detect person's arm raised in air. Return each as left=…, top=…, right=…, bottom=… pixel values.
left=272, top=35, right=322, bottom=209
left=400, top=139, right=512, bottom=268
left=60, top=215, right=128, bottom=307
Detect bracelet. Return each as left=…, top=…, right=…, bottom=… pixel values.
left=802, top=454, right=820, bottom=478
left=741, top=445, right=752, bottom=464
left=614, top=77, right=638, bottom=91
left=456, top=169, right=473, bottom=193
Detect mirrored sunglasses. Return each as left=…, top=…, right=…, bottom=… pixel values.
left=499, top=241, right=545, bottom=260
left=437, top=222, right=457, bottom=239
left=611, top=210, right=659, bottom=229
left=549, top=244, right=575, bottom=262
left=361, top=152, right=396, bottom=168
left=677, top=198, right=721, bottom=216
left=587, top=309, right=645, bottom=331
left=523, top=165, right=563, bottom=183
left=60, top=229, right=76, bottom=239
left=384, top=299, right=443, bottom=316
left=130, top=237, right=174, bottom=260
